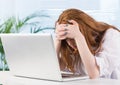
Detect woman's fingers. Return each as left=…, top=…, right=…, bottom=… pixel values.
left=56, top=31, right=67, bottom=36
left=68, top=20, right=78, bottom=25
left=55, top=22, right=70, bottom=40
left=56, top=30, right=68, bottom=40
left=56, top=25, right=63, bottom=30
left=56, top=24, right=68, bottom=33
left=56, top=35, right=67, bottom=40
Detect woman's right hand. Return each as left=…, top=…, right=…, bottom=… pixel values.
left=55, top=22, right=68, bottom=41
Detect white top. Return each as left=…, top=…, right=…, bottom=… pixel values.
left=95, top=28, right=120, bottom=79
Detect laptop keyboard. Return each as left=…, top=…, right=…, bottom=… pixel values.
left=61, top=71, right=82, bottom=78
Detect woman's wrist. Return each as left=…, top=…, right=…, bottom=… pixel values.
left=74, top=32, right=85, bottom=41
left=56, top=38, right=61, bottom=44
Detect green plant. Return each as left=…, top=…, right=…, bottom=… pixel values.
left=30, top=27, right=54, bottom=33
left=0, top=17, right=16, bottom=33
left=0, top=17, right=16, bottom=71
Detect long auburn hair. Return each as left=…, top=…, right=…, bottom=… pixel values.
left=56, top=8, right=119, bottom=72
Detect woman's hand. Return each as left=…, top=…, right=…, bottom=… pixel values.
left=55, top=22, right=68, bottom=40
left=65, top=20, right=82, bottom=39
left=55, top=20, right=83, bottom=40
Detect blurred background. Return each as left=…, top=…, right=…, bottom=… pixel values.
left=0, top=0, right=120, bottom=71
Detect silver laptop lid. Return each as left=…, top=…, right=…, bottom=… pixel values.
left=0, top=34, right=62, bottom=81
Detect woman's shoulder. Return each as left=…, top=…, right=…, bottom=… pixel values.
left=104, top=28, right=120, bottom=39
left=106, top=28, right=119, bottom=34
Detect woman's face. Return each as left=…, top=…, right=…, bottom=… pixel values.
left=66, top=39, right=77, bottom=50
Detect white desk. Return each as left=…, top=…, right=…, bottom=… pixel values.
left=0, top=71, right=120, bottom=85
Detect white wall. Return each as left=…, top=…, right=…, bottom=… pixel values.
left=100, top=0, right=120, bottom=28
left=100, top=0, right=119, bottom=11
left=15, top=0, right=120, bottom=28
left=0, top=0, right=120, bottom=28
left=15, top=0, right=100, bottom=18
left=0, top=0, right=15, bottom=19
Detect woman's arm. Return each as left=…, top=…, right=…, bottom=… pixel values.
left=55, top=22, right=68, bottom=56
left=55, top=39, right=61, bottom=57
left=55, top=23, right=67, bottom=70
left=74, top=33, right=99, bottom=79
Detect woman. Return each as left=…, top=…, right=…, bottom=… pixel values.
left=55, top=8, right=120, bottom=79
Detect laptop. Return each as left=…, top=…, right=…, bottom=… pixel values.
left=0, top=33, right=88, bottom=81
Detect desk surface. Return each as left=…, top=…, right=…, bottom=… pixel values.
left=0, top=71, right=120, bottom=85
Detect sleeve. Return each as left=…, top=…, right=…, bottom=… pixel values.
left=95, top=29, right=120, bottom=78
